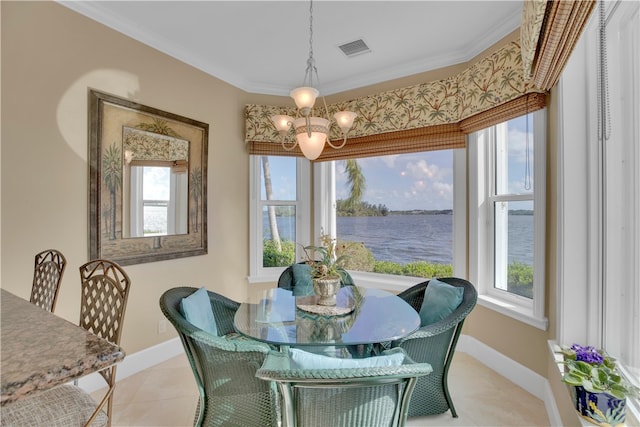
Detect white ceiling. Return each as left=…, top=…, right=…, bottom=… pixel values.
left=59, top=1, right=523, bottom=96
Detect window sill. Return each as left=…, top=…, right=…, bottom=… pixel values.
left=478, top=294, right=548, bottom=330
left=248, top=270, right=421, bottom=293
left=347, top=271, right=420, bottom=293
left=248, top=272, right=281, bottom=284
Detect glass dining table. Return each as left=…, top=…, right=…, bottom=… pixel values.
left=233, top=286, right=420, bottom=356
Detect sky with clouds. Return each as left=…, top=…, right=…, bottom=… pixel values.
left=335, top=150, right=453, bottom=211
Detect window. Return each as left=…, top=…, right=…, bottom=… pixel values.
left=249, top=150, right=466, bottom=289
left=249, top=156, right=310, bottom=281
left=128, top=165, right=188, bottom=237
left=559, top=0, right=639, bottom=403
left=333, top=152, right=455, bottom=279
left=469, top=111, right=547, bottom=329
left=309, top=151, right=467, bottom=291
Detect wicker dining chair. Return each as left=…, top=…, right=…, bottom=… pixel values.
left=29, top=249, right=67, bottom=312
left=256, top=347, right=433, bottom=427
left=2, top=259, right=131, bottom=427
left=160, top=286, right=279, bottom=427
left=277, top=262, right=354, bottom=295
left=391, top=277, right=477, bottom=418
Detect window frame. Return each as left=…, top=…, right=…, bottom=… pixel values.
left=469, top=109, right=548, bottom=330
left=128, top=165, right=187, bottom=237
left=248, top=148, right=467, bottom=292
left=248, top=155, right=310, bottom=282
left=557, top=1, right=640, bottom=413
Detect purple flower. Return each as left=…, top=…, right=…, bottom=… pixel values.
left=571, top=344, right=604, bottom=364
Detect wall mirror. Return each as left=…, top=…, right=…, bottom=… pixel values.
left=89, top=89, right=208, bottom=265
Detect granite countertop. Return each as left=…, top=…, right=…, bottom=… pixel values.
left=1, top=289, right=125, bottom=405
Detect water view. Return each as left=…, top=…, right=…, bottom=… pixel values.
left=264, top=212, right=534, bottom=266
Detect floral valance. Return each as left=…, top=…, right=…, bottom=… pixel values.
left=123, top=127, right=189, bottom=162
left=245, top=40, right=542, bottom=151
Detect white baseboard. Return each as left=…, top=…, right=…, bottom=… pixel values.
left=76, top=337, right=183, bottom=393
left=78, top=334, right=562, bottom=426
left=457, top=335, right=561, bottom=426
left=457, top=335, right=546, bottom=399
left=543, top=379, right=564, bottom=426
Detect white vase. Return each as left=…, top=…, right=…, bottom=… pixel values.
left=313, top=277, right=341, bottom=306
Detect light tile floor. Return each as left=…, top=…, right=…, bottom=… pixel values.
left=95, top=352, right=550, bottom=426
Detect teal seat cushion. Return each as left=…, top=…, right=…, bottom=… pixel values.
left=289, top=348, right=404, bottom=369
left=180, top=287, right=218, bottom=336
left=291, top=263, right=314, bottom=296
left=419, top=278, right=464, bottom=326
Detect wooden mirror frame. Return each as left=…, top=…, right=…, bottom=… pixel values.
left=89, top=89, right=208, bottom=265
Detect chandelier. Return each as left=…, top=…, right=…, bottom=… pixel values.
left=271, top=0, right=357, bottom=160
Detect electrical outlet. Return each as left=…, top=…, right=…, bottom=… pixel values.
left=158, top=319, right=167, bottom=334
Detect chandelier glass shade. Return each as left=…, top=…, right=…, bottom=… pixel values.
left=290, top=86, right=319, bottom=111
left=270, top=0, right=356, bottom=160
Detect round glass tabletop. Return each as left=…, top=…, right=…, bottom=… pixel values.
left=233, top=286, right=420, bottom=348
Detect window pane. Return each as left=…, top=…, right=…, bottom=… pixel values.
left=336, top=151, right=453, bottom=278
left=260, top=156, right=297, bottom=201
left=494, top=200, right=534, bottom=299
left=495, top=114, right=534, bottom=196
left=262, top=205, right=296, bottom=267
left=143, top=203, right=168, bottom=235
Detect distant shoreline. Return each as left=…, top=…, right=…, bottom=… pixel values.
left=385, top=209, right=533, bottom=216
left=388, top=209, right=452, bottom=215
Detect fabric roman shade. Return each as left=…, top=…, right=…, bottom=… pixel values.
left=459, top=92, right=547, bottom=134
left=250, top=124, right=465, bottom=160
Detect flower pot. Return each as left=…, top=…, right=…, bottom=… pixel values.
left=313, top=277, right=341, bottom=306
left=573, top=386, right=626, bottom=427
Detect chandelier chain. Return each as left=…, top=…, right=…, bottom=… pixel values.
left=308, top=0, right=313, bottom=64
left=304, top=0, right=319, bottom=89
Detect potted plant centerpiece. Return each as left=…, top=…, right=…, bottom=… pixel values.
left=302, top=233, right=350, bottom=306
left=561, top=344, right=639, bottom=427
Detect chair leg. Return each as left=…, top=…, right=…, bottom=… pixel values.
left=106, top=390, right=114, bottom=427
left=443, top=374, right=457, bottom=418
left=84, top=365, right=116, bottom=427
left=84, top=386, right=114, bottom=427
left=442, top=322, right=465, bottom=418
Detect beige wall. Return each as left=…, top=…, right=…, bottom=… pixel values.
left=1, top=1, right=258, bottom=354
left=1, top=2, right=555, bottom=376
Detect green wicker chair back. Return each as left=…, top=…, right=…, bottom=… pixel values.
left=159, top=287, right=279, bottom=427
left=392, top=277, right=477, bottom=418
left=256, top=348, right=432, bottom=427
left=277, top=262, right=355, bottom=294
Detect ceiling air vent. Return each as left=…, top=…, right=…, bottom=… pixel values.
left=338, top=39, right=371, bottom=58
